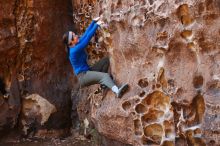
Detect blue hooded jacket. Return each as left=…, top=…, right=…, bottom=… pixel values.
left=69, top=21, right=99, bottom=75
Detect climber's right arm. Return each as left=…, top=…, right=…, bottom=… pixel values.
left=75, top=23, right=99, bottom=52
left=79, top=20, right=96, bottom=42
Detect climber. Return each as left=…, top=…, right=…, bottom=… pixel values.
left=63, top=17, right=128, bottom=98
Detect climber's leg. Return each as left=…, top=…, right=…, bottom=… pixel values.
left=77, top=71, right=129, bottom=98
left=90, top=57, right=110, bottom=73
left=90, top=57, right=111, bottom=89
left=78, top=71, right=114, bottom=88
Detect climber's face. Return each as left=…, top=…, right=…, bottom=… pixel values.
left=69, top=32, right=79, bottom=46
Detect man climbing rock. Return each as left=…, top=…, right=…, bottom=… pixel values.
left=63, top=17, right=128, bottom=98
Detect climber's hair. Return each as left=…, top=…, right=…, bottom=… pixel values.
left=63, top=32, right=70, bottom=59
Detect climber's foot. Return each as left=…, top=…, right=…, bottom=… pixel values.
left=117, top=84, right=129, bottom=98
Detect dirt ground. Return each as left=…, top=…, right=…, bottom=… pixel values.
left=0, top=134, right=98, bottom=146
left=0, top=128, right=100, bottom=146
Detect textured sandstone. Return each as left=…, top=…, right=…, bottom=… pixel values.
left=0, top=0, right=219, bottom=145
left=73, top=0, right=220, bottom=145
left=0, top=0, right=74, bottom=137
left=0, top=0, right=21, bottom=135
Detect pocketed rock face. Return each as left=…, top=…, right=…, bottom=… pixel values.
left=14, top=1, right=75, bottom=135
left=0, top=0, right=74, bottom=137
left=73, top=0, right=220, bottom=145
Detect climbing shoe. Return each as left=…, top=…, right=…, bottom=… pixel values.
left=116, top=84, right=129, bottom=98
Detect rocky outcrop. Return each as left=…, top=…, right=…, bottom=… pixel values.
left=0, top=0, right=219, bottom=145
left=73, top=0, right=220, bottom=145
left=0, top=0, right=75, bottom=137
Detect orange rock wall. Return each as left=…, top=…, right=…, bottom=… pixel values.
left=0, top=0, right=219, bottom=145
left=73, top=0, right=220, bottom=145
left=0, top=0, right=75, bottom=137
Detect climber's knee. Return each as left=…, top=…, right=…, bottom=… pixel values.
left=100, top=73, right=115, bottom=88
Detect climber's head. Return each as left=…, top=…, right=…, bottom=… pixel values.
left=63, top=31, right=78, bottom=59
left=63, top=31, right=79, bottom=48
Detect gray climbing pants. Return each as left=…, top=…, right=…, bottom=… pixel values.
left=77, top=57, right=115, bottom=89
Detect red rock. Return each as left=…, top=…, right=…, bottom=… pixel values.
left=0, top=0, right=75, bottom=137
left=74, top=0, right=220, bottom=145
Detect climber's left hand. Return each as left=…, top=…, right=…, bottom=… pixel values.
left=93, top=17, right=100, bottom=22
